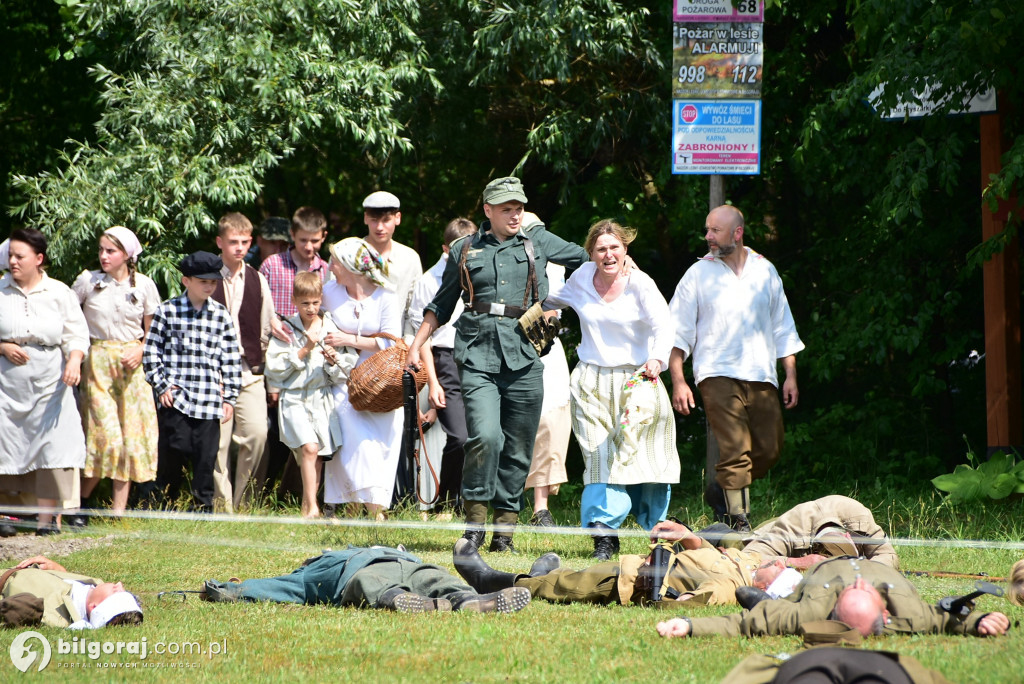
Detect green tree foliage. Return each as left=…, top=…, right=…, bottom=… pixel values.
left=10, top=0, right=439, bottom=289
left=0, top=0, right=100, bottom=236
left=750, top=0, right=1022, bottom=483
left=4, top=0, right=1023, bottom=486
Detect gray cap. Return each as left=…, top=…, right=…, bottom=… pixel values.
left=362, top=191, right=401, bottom=210
left=482, top=177, right=528, bottom=205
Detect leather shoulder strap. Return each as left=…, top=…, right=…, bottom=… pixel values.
left=0, top=567, right=19, bottom=596
left=458, top=235, right=475, bottom=306
left=520, top=234, right=539, bottom=308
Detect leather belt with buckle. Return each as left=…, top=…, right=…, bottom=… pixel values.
left=469, top=301, right=527, bottom=318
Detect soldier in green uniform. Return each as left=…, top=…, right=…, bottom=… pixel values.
left=407, top=177, right=588, bottom=552
left=202, top=546, right=531, bottom=613
left=656, top=556, right=1011, bottom=639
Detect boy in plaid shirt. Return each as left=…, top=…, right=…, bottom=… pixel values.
left=144, top=251, right=242, bottom=511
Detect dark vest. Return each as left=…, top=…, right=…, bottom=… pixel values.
left=212, top=264, right=264, bottom=369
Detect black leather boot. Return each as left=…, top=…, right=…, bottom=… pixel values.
left=448, top=587, right=531, bottom=613
left=453, top=538, right=520, bottom=592
left=705, top=480, right=729, bottom=523
left=723, top=488, right=752, bottom=532
left=530, top=509, right=556, bottom=527
left=489, top=509, right=519, bottom=553
left=735, top=586, right=771, bottom=610
left=725, top=513, right=752, bottom=533
left=588, top=522, right=619, bottom=561
left=528, top=552, right=560, bottom=578
left=461, top=500, right=488, bottom=549
left=462, top=528, right=486, bottom=549
left=488, top=535, right=516, bottom=553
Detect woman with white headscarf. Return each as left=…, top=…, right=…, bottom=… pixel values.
left=72, top=227, right=161, bottom=516
left=0, top=229, right=89, bottom=534
left=320, top=237, right=403, bottom=520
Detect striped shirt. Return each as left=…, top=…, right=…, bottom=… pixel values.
left=143, top=293, right=242, bottom=420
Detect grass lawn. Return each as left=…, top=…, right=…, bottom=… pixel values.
left=1, top=491, right=1022, bottom=683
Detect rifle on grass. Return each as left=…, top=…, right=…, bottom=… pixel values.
left=905, top=570, right=1007, bottom=582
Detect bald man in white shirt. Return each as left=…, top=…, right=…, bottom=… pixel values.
left=668, top=205, right=804, bottom=532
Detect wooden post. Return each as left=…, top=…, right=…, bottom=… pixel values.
left=709, top=174, right=725, bottom=209
left=979, top=110, right=1023, bottom=452
left=705, top=175, right=724, bottom=493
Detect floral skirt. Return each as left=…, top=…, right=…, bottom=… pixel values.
left=81, top=340, right=158, bottom=482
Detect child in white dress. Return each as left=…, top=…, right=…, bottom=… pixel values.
left=265, top=272, right=356, bottom=518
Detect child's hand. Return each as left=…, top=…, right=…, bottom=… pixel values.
left=159, top=386, right=178, bottom=407
left=322, top=346, right=337, bottom=366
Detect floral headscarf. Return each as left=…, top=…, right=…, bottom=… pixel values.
left=330, top=237, right=393, bottom=290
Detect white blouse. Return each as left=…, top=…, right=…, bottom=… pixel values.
left=72, top=270, right=160, bottom=341
left=0, top=272, right=89, bottom=354
left=545, top=262, right=672, bottom=372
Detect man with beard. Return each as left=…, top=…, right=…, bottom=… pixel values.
left=668, top=205, right=804, bottom=531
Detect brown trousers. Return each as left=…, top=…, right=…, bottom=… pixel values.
left=698, top=377, right=783, bottom=490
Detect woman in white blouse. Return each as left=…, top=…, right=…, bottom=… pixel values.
left=72, top=227, right=161, bottom=516
left=320, top=238, right=403, bottom=520
left=545, top=220, right=680, bottom=560
left=0, top=228, right=89, bottom=534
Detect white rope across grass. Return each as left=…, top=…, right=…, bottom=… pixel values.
left=5, top=504, right=1024, bottom=551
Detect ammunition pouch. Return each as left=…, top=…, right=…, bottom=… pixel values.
left=518, top=303, right=560, bottom=357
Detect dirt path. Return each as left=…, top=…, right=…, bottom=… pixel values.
left=0, top=533, right=115, bottom=562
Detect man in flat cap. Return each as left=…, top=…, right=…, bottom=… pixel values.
left=143, top=251, right=243, bottom=511
left=361, top=191, right=423, bottom=338
left=407, top=177, right=588, bottom=552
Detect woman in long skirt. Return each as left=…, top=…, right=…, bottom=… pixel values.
left=320, top=238, right=403, bottom=520
left=545, top=220, right=679, bottom=560
left=0, top=229, right=89, bottom=534
left=72, top=226, right=161, bottom=515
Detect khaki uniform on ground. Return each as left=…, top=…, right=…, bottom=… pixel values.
left=721, top=648, right=954, bottom=684
left=1, top=567, right=103, bottom=627
left=741, top=495, right=898, bottom=568
left=690, top=557, right=997, bottom=637
left=518, top=541, right=763, bottom=606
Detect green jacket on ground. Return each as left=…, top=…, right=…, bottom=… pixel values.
left=690, top=557, right=994, bottom=638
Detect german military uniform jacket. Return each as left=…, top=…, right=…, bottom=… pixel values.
left=690, top=557, right=993, bottom=637
left=425, top=221, right=587, bottom=373
left=1, top=568, right=102, bottom=628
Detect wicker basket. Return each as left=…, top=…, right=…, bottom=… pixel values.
left=348, top=332, right=428, bottom=412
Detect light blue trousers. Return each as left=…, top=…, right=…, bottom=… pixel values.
left=580, top=482, right=671, bottom=531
